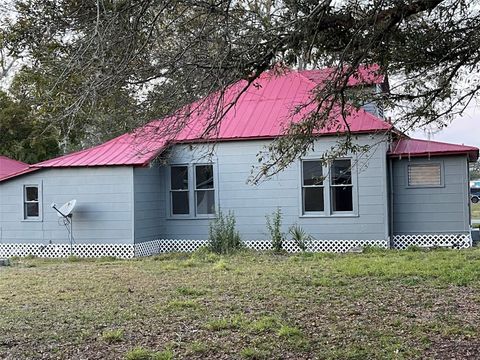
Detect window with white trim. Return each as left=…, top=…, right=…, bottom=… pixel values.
left=23, top=185, right=40, bottom=219
left=331, top=159, right=353, bottom=212
left=195, top=164, right=215, bottom=215
left=301, top=158, right=355, bottom=215
left=407, top=163, right=441, bottom=187
left=170, top=165, right=189, bottom=215
left=169, top=163, right=216, bottom=217
left=302, top=160, right=325, bottom=213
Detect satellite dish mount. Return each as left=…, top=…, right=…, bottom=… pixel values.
left=51, top=200, right=77, bottom=255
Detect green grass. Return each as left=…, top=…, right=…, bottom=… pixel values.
left=472, top=202, right=480, bottom=220
left=1, top=250, right=480, bottom=359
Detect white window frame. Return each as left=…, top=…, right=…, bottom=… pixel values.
left=299, top=157, right=358, bottom=218
left=167, top=163, right=218, bottom=219
left=194, top=164, right=216, bottom=217
left=22, top=183, right=43, bottom=221
left=406, top=162, right=444, bottom=188
left=330, top=159, right=355, bottom=214
left=301, top=160, right=326, bottom=215
left=169, top=164, right=190, bottom=217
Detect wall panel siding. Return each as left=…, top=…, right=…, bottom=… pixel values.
left=133, top=166, right=165, bottom=243
left=392, top=156, right=469, bottom=234
left=0, top=167, right=134, bottom=244
left=161, top=135, right=390, bottom=241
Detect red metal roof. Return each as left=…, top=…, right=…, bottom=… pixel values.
left=0, top=156, right=34, bottom=181
left=389, top=138, right=479, bottom=161
left=32, top=68, right=391, bottom=170
left=299, top=64, right=384, bottom=86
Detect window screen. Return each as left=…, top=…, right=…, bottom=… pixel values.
left=195, top=165, right=215, bottom=215
left=330, top=159, right=353, bottom=212
left=302, top=160, right=324, bottom=212
left=408, top=164, right=441, bottom=186
left=170, top=166, right=189, bottom=215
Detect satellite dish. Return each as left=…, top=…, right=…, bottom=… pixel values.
left=56, top=199, right=77, bottom=217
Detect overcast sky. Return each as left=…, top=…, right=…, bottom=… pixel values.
left=410, top=103, right=480, bottom=149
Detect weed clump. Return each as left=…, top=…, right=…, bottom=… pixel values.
left=266, top=208, right=285, bottom=252
left=125, top=347, right=173, bottom=360
left=208, top=210, right=242, bottom=254
left=101, top=329, right=124, bottom=343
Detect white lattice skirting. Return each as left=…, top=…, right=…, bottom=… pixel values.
left=0, top=243, right=134, bottom=259
left=0, top=234, right=472, bottom=259
left=392, top=233, right=472, bottom=250
left=134, top=239, right=389, bottom=256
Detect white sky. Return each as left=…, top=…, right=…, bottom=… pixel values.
left=410, top=104, right=480, bottom=148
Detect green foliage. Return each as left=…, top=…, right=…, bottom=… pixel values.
left=277, top=325, right=303, bottom=338
left=101, top=329, right=124, bottom=343
left=208, top=210, right=242, bottom=254
left=0, top=90, right=59, bottom=163
left=266, top=208, right=285, bottom=252
left=166, top=299, right=198, bottom=310
left=125, top=347, right=173, bottom=360
left=240, top=347, right=271, bottom=359
left=288, top=224, right=313, bottom=252
left=470, top=160, right=480, bottom=180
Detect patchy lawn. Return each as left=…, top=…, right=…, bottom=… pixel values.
left=472, top=202, right=480, bottom=220
left=1, top=249, right=480, bottom=359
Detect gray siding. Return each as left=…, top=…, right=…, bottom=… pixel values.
left=391, top=156, right=470, bottom=234
left=161, top=135, right=390, bottom=241
left=0, top=167, right=134, bottom=244
left=133, top=166, right=165, bottom=243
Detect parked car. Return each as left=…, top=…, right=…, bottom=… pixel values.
left=472, top=187, right=480, bottom=203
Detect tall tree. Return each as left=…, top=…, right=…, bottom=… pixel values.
left=1, top=0, right=479, bottom=175
left=0, top=90, right=59, bottom=163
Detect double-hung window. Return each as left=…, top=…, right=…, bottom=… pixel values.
left=170, top=166, right=189, bottom=215
left=23, top=185, right=40, bottom=220
left=330, top=159, right=353, bottom=212
left=301, top=158, right=355, bottom=215
left=302, top=160, right=325, bottom=213
left=170, top=164, right=216, bottom=217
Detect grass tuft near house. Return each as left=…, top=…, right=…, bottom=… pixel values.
left=1, top=250, right=480, bottom=359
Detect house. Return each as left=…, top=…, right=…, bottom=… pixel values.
left=0, top=68, right=478, bottom=258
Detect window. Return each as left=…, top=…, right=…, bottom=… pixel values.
left=24, top=185, right=40, bottom=219
left=302, top=160, right=325, bottom=213
left=331, top=159, right=353, bottom=212
left=301, top=158, right=355, bottom=216
left=170, top=166, right=189, bottom=215
left=195, top=165, right=215, bottom=215
left=407, top=163, right=441, bottom=187
left=169, top=163, right=216, bottom=217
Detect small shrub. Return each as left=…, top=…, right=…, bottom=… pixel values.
left=266, top=208, right=285, bottom=252
left=208, top=210, right=242, bottom=254
left=288, top=224, right=313, bottom=251
left=101, top=329, right=124, bottom=343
